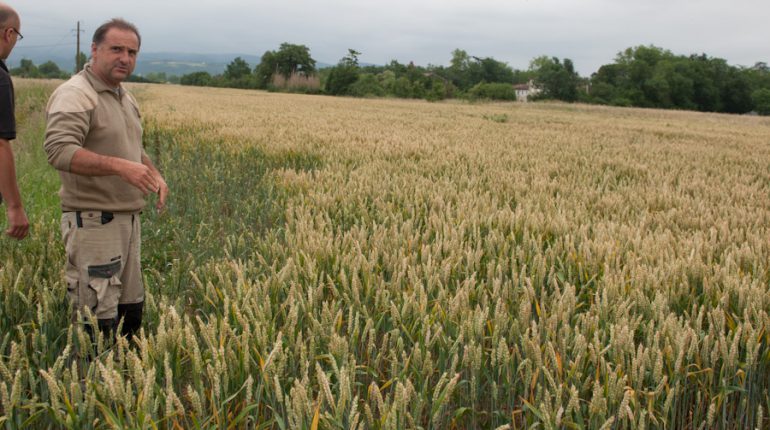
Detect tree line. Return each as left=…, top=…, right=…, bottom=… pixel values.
left=178, top=43, right=769, bottom=114
left=9, top=58, right=70, bottom=80
left=10, top=43, right=770, bottom=115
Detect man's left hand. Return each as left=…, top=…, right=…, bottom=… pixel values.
left=156, top=176, right=168, bottom=212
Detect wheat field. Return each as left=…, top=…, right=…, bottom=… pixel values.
left=1, top=80, right=770, bottom=429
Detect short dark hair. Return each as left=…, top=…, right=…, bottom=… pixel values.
left=92, top=18, right=141, bottom=48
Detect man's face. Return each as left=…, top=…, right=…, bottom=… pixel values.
left=90, top=28, right=139, bottom=87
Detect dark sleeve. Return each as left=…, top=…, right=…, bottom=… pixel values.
left=0, top=73, right=15, bottom=140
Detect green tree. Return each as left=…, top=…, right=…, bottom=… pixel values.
left=425, top=80, right=447, bottom=102
left=664, top=62, right=695, bottom=109
left=11, top=58, right=39, bottom=78
left=224, top=57, right=256, bottom=88
left=391, top=77, right=414, bottom=98
left=512, top=69, right=535, bottom=85
left=254, top=43, right=316, bottom=89
left=720, top=67, right=753, bottom=114
left=275, top=43, right=316, bottom=77
left=477, top=57, right=514, bottom=84
left=746, top=62, right=770, bottom=90
left=349, top=73, right=385, bottom=97
left=752, top=88, right=770, bottom=115
left=225, top=57, right=251, bottom=80
left=180, top=71, right=213, bottom=86
left=611, top=45, right=674, bottom=106
left=447, top=49, right=468, bottom=83
left=379, top=70, right=397, bottom=93
left=325, top=49, right=361, bottom=96
left=589, top=63, right=627, bottom=105
left=76, top=52, right=87, bottom=73
left=254, top=51, right=277, bottom=88
left=447, top=49, right=476, bottom=90
left=587, top=45, right=754, bottom=112
left=445, top=49, right=514, bottom=91
left=468, top=82, right=517, bottom=101
left=531, top=56, right=580, bottom=102
left=38, top=61, right=67, bottom=79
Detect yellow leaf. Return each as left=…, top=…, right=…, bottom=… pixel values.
left=725, top=311, right=736, bottom=331
left=257, top=351, right=265, bottom=371
left=735, top=369, right=746, bottom=384
left=311, top=402, right=320, bottom=430
left=380, top=378, right=395, bottom=391
left=530, top=368, right=540, bottom=394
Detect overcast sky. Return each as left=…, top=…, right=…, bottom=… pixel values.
left=12, top=0, right=770, bottom=76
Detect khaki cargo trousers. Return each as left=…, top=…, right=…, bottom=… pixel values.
left=61, top=211, right=144, bottom=335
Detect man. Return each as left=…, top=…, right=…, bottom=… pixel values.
left=0, top=3, right=28, bottom=240
left=44, top=18, right=168, bottom=340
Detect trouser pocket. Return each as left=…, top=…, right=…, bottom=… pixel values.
left=87, top=260, right=123, bottom=320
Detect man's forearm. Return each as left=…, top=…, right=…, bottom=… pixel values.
left=69, top=148, right=131, bottom=177
left=0, top=139, right=23, bottom=208
left=69, top=148, right=159, bottom=195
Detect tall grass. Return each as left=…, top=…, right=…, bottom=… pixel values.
left=1, top=80, right=769, bottom=429
left=270, top=73, right=321, bottom=94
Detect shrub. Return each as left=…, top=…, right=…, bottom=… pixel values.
left=425, top=80, right=447, bottom=102
left=325, top=65, right=359, bottom=95
left=180, top=71, right=213, bottom=87
left=467, top=82, right=517, bottom=101
left=349, top=73, right=385, bottom=97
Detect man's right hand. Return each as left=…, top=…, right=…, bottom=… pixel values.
left=69, top=150, right=160, bottom=195
left=5, top=206, right=29, bottom=240
left=119, top=159, right=160, bottom=195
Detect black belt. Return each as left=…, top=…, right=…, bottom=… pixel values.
left=65, top=211, right=115, bottom=228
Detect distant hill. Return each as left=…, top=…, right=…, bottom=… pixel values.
left=7, top=49, right=333, bottom=78
left=134, top=52, right=264, bottom=76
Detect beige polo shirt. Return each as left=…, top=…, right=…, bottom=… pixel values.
left=44, top=63, right=148, bottom=212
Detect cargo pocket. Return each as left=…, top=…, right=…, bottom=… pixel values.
left=87, top=260, right=123, bottom=319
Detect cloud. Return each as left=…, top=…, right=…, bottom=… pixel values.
left=15, top=0, right=770, bottom=75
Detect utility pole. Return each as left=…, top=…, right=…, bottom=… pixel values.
left=75, top=21, right=85, bottom=73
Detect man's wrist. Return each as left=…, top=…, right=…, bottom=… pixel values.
left=107, top=156, right=128, bottom=176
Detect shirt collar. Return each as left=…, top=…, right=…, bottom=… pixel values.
left=0, top=60, right=8, bottom=74
left=83, top=62, right=123, bottom=96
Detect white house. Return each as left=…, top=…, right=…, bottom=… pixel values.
left=513, top=80, right=541, bottom=102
